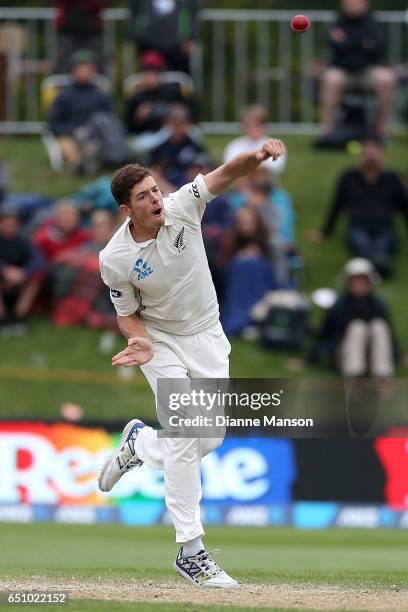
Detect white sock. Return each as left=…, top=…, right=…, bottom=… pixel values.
left=182, top=537, right=204, bottom=557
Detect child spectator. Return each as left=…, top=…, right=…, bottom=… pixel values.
left=0, top=210, right=45, bottom=335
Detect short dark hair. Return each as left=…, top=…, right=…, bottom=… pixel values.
left=111, top=164, right=151, bottom=206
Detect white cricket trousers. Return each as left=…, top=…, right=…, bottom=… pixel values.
left=135, top=321, right=231, bottom=543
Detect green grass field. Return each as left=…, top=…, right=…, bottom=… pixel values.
left=1, top=134, right=407, bottom=421
left=1, top=524, right=408, bottom=611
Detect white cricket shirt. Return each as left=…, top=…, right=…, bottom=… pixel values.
left=99, top=174, right=220, bottom=335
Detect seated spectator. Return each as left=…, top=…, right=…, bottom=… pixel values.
left=321, top=138, right=408, bottom=277
left=223, top=105, right=287, bottom=184
left=319, top=0, right=396, bottom=141
left=34, top=200, right=91, bottom=263
left=0, top=210, right=45, bottom=335
left=126, top=51, right=192, bottom=138
left=149, top=104, right=204, bottom=185
left=219, top=207, right=282, bottom=336
left=51, top=210, right=117, bottom=328
left=49, top=50, right=128, bottom=173
left=311, top=258, right=396, bottom=379
left=225, top=166, right=297, bottom=283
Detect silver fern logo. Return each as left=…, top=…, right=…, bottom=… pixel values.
left=173, top=226, right=186, bottom=253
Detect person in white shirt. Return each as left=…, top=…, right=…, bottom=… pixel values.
left=97, top=138, right=286, bottom=588
left=223, top=105, right=287, bottom=183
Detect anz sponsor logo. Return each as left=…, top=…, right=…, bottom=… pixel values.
left=134, top=258, right=153, bottom=280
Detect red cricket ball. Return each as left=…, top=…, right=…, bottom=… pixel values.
left=291, top=14, right=311, bottom=33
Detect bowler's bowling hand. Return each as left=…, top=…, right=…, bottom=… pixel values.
left=112, top=336, right=154, bottom=367
left=255, top=139, right=286, bottom=162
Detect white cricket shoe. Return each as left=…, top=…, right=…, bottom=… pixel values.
left=98, top=419, right=145, bottom=492
left=174, top=548, right=239, bottom=588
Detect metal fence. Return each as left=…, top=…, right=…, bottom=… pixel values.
left=0, top=7, right=406, bottom=134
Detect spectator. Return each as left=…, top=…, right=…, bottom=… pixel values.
left=86, top=209, right=117, bottom=250
left=149, top=104, right=204, bottom=185
left=51, top=210, right=117, bottom=329
left=126, top=51, right=190, bottom=135
left=34, top=201, right=91, bottom=263
left=128, top=0, right=200, bottom=74
left=0, top=210, right=45, bottom=335
left=125, top=51, right=195, bottom=159
left=54, top=0, right=107, bottom=73
left=224, top=166, right=296, bottom=283
left=220, top=206, right=281, bottom=336
left=312, top=258, right=396, bottom=379
left=319, top=0, right=396, bottom=140
left=321, top=138, right=408, bottom=277
left=49, top=50, right=128, bottom=173
left=223, top=105, right=287, bottom=184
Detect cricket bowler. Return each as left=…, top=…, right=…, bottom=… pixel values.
left=98, top=138, right=286, bottom=588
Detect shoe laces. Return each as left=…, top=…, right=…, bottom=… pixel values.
left=119, top=428, right=142, bottom=470
left=190, top=549, right=221, bottom=578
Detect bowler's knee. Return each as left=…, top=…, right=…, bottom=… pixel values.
left=201, top=436, right=224, bottom=458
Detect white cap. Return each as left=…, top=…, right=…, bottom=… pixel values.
left=343, top=258, right=377, bottom=283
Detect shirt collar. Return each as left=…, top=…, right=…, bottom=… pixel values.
left=124, top=208, right=173, bottom=249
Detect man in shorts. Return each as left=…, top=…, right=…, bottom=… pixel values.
left=320, top=0, right=395, bottom=139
